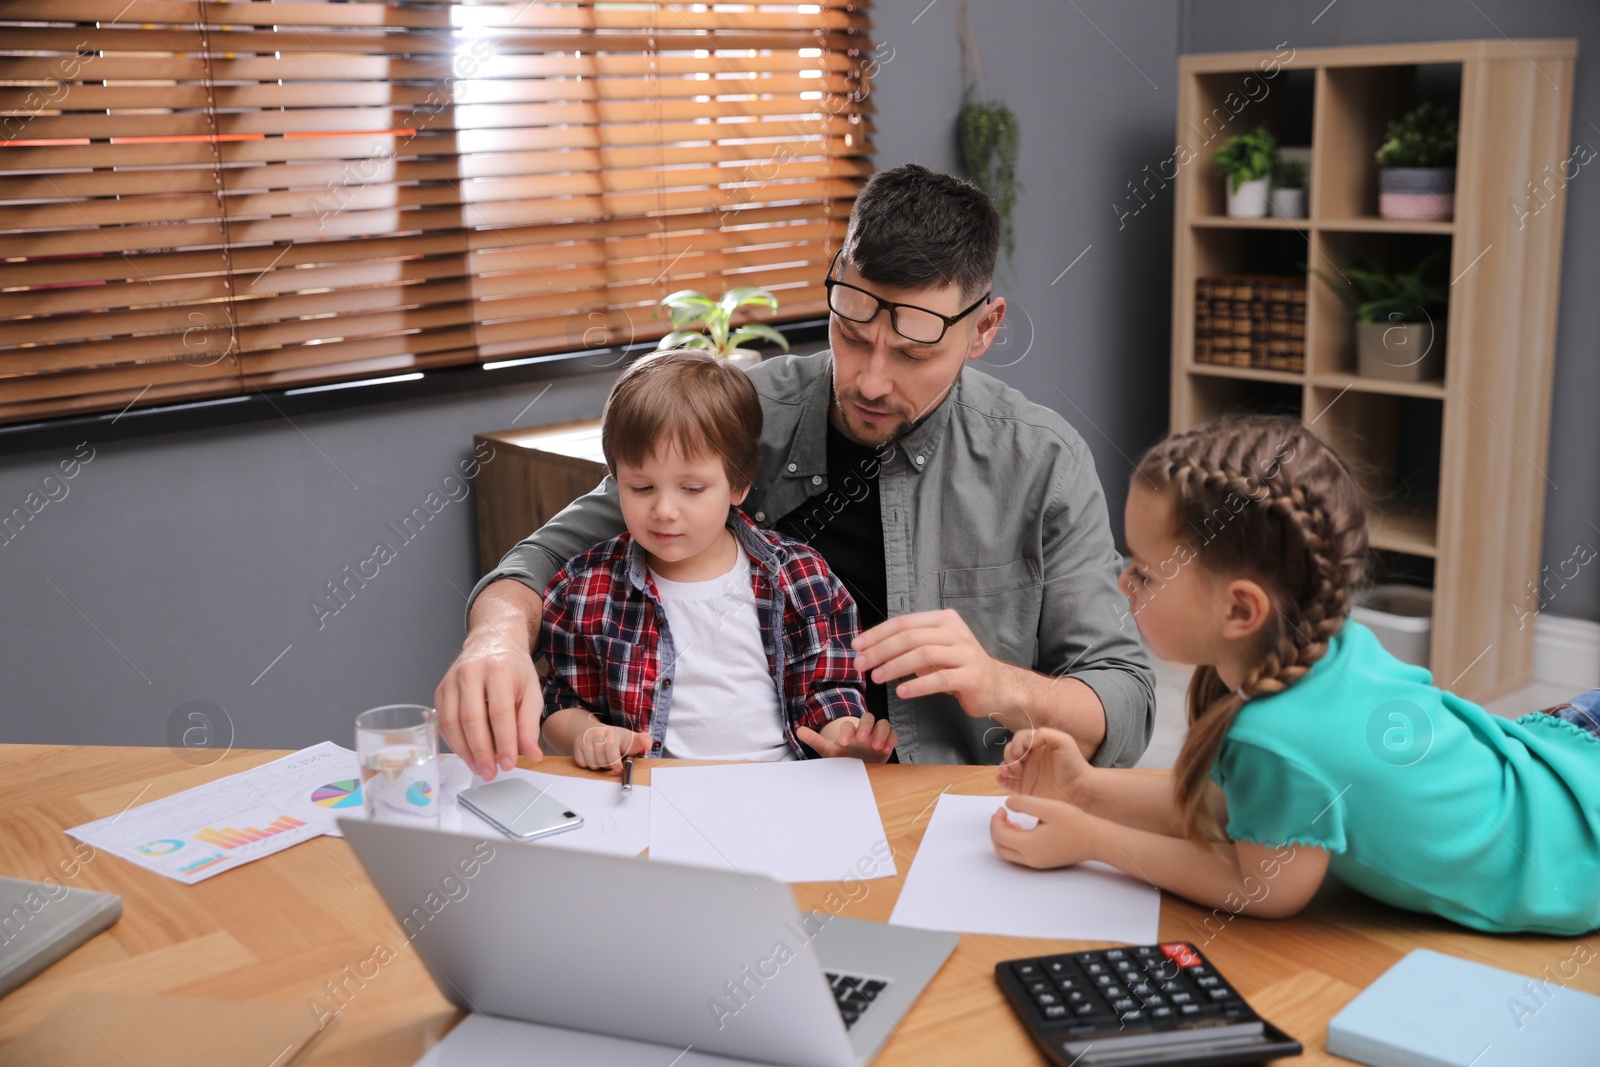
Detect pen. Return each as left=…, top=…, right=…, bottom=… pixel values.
left=621, top=755, right=634, bottom=793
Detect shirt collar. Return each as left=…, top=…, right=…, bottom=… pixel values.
left=620, top=508, right=781, bottom=595
left=782, top=354, right=962, bottom=479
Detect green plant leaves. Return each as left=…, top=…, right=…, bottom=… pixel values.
left=1212, top=126, right=1278, bottom=192
left=1310, top=248, right=1450, bottom=324
left=1374, top=102, right=1458, bottom=169
left=957, top=84, right=1020, bottom=262
left=654, top=285, right=787, bottom=357
left=729, top=323, right=791, bottom=352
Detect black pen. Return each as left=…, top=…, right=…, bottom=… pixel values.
left=621, top=754, right=634, bottom=793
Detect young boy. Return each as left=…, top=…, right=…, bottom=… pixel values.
left=539, top=349, right=896, bottom=770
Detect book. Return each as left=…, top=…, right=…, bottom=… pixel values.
left=1327, top=948, right=1600, bottom=1067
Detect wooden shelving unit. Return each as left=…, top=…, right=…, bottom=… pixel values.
left=1170, top=40, right=1576, bottom=701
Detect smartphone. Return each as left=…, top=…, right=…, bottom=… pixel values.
left=458, top=778, right=584, bottom=841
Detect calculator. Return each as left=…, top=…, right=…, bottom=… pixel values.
left=995, top=942, right=1302, bottom=1066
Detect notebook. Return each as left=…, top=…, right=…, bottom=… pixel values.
left=1327, top=948, right=1600, bottom=1067
left=0, top=875, right=121, bottom=998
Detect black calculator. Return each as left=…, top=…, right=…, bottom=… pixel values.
left=995, top=942, right=1302, bottom=1066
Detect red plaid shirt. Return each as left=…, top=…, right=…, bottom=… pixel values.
left=540, top=508, right=867, bottom=758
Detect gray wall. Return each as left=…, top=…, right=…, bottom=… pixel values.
left=2, top=0, right=1594, bottom=751
left=1179, top=0, right=1600, bottom=622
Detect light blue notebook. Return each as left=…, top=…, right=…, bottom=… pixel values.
left=1328, top=948, right=1600, bottom=1067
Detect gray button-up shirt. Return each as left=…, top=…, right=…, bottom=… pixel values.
left=469, top=352, right=1156, bottom=767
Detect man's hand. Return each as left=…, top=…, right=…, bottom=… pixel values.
left=573, top=722, right=653, bottom=773
left=435, top=581, right=544, bottom=780
left=989, top=795, right=1099, bottom=870
left=798, top=711, right=897, bottom=762
left=853, top=610, right=1012, bottom=717
left=997, top=727, right=1098, bottom=807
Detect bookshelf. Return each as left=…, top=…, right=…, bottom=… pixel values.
left=1170, top=40, right=1576, bottom=701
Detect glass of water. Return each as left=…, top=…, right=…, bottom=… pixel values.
left=355, top=704, right=439, bottom=827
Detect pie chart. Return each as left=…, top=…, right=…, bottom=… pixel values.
left=311, top=779, right=363, bottom=809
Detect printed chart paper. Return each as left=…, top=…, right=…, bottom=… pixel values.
left=67, top=742, right=360, bottom=884
left=889, top=793, right=1160, bottom=943
left=648, top=760, right=896, bottom=883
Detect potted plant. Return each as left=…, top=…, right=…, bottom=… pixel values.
left=1375, top=102, right=1458, bottom=221
left=1270, top=157, right=1307, bottom=219
left=956, top=1, right=1019, bottom=263
left=654, top=286, right=790, bottom=371
left=1313, top=249, right=1449, bottom=381
left=1212, top=126, right=1277, bottom=218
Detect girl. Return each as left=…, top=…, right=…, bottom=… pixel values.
left=991, top=415, right=1600, bottom=935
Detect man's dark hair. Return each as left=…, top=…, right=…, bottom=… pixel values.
left=843, top=163, right=1000, bottom=301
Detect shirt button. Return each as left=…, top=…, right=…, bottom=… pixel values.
left=787, top=462, right=798, bottom=472
left=663, top=677, right=672, bottom=688
left=914, top=455, right=925, bottom=466
left=754, top=511, right=765, bottom=522
left=811, top=475, right=822, bottom=486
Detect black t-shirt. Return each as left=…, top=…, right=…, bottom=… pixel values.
left=775, top=419, right=890, bottom=725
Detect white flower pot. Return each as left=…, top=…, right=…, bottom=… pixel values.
left=721, top=348, right=763, bottom=372
left=1270, top=187, right=1305, bottom=219
left=1225, top=176, right=1271, bottom=218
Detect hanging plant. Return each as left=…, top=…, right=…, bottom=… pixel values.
left=955, top=0, right=1020, bottom=262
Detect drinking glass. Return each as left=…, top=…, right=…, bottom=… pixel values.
left=355, top=704, right=440, bottom=827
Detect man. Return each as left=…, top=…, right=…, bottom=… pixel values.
left=438, top=162, right=1155, bottom=779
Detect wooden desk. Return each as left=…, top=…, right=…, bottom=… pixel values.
left=473, top=419, right=604, bottom=576
left=3, top=745, right=1595, bottom=1064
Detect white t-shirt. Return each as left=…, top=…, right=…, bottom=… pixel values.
left=649, top=546, right=793, bottom=762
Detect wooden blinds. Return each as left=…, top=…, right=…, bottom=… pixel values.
left=0, top=1, right=875, bottom=426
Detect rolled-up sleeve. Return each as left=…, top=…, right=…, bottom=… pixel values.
left=1038, top=439, right=1157, bottom=768
left=464, top=474, right=627, bottom=631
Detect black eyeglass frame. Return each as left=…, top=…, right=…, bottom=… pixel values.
left=822, top=250, right=993, bottom=345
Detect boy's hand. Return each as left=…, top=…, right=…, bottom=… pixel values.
left=572, top=723, right=652, bottom=773
left=990, top=795, right=1099, bottom=870
left=798, top=711, right=897, bottom=763
left=997, top=727, right=1096, bottom=806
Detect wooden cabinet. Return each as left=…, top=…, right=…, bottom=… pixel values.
left=1170, top=40, right=1576, bottom=700
left=473, top=418, right=605, bottom=576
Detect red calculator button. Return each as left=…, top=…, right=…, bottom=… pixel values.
left=1159, top=943, right=1203, bottom=968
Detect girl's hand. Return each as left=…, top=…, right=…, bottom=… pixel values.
left=800, top=711, right=898, bottom=763
left=990, top=795, right=1099, bottom=870
left=996, top=727, right=1096, bottom=806
left=573, top=723, right=652, bottom=772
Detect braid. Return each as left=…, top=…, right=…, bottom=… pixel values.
left=1139, top=416, right=1369, bottom=843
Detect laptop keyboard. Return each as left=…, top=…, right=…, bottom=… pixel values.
left=825, top=972, right=890, bottom=1030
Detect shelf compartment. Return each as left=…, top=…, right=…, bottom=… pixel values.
left=1184, top=373, right=1302, bottom=429
left=1185, top=66, right=1316, bottom=220
left=1308, top=386, right=1441, bottom=557
left=1306, top=229, right=1452, bottom=379
left=1312, top=62, right=1463, bottom=220
left=1189, top=363, right=1304, bottom=385
left=1310, top=372, right=1446, bottom=399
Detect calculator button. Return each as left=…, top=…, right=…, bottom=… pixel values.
left=1027, top=980, right=1052, bottom=995
left=1130, top=983, right=1152, bottom=997
left=1111, top=998, right=1136, bottom=1012
left=1159, top=942, right=1203, bottom=968
left=1104, top=949, right=1125, bottom=959
left=1114, top=959, right=1136, bottom=973
left=1208, top=987, right=1235, bottom=1001
left=1075, top=953, right=1099, bottom=965
left=1043, top=1005, right=1068, bottom=1020
left=1103, top=986, right=1125, bottom=999
left=1094, top=974, right=1114, bottom=987
left=1169, top=991, right=1194, bottom=1004
left=859, top=980, right=886, bottom=1001
left=1143, top=993, right=1165, bottom=1007
left=1073, top=1002, right=1098, bottom=1016
left=1151, top=1005, right=1175, bottom=1019
left=1084, top=962, right=1107, bottom=975
left=1195, top=975, right=1221, bottom=988
left=1119, top=1010, right=1145, bottom=1024
left=1044, top=959, right=1073, bottom=977
left=1067, top=991, right=1088, bottom=1003
left=1056, top=977, right=1077, bottom=991
left=1134, top=946, right=1157, bottom=957
left=1014, top=962, right=1041, bottom=980
left=1188, top=965, right=1213, bottom=978
left=1179, top=1002, right=1201, bottom=1015
left=1036, top=992, right=1061, bottom=1007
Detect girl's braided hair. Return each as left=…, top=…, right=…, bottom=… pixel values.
left=1135, top=415, right=1369, bottom=843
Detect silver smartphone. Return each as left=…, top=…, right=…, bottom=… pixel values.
left=457, top=778, right=584, bottom=841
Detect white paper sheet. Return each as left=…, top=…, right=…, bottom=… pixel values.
left=888, top=793, right=1161, bottom=944
left=648, top=760, right=896, bottom=883
left=67, top=741, right=360, bottom=884
left=412, top=1013, right=774, bottom=1067
left=442, top=763, right=651, bottom=858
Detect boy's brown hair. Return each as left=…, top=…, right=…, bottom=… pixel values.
left=601, top=348, right=763, bottom=492
left=1134, top=415, right=1369, bottom=844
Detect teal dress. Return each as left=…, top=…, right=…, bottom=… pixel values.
left=1213, top=621, right=1600, bottom=935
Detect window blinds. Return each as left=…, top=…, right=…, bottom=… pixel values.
left=0, top=0, right=874, bottom=425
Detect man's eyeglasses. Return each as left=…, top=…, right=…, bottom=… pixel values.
left=823, top=250, right=992, bottom=345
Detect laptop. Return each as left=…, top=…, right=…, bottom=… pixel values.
left=339, top=818, right=957, bottom=1067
